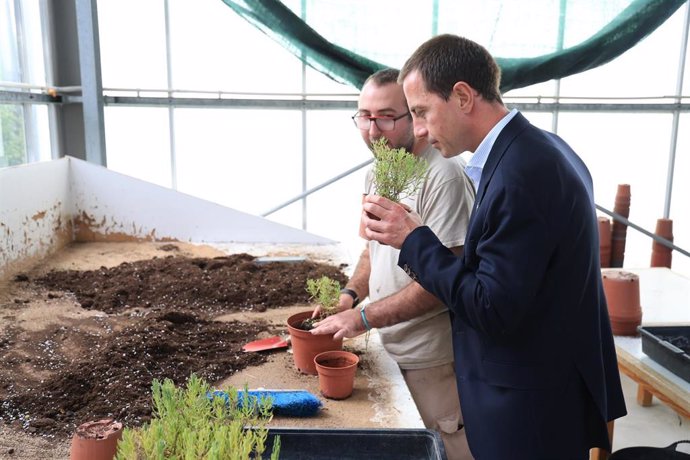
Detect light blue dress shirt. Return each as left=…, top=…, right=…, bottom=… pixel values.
left=464, top=108, right=519, bottom=191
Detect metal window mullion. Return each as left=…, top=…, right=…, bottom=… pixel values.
left=552, top=0, right=568, bottom=134
left=663, top=1, right=690, bottom=219
left=300, top=0, right=307, bottom=230
left=164, top=0, right=177, bottom=190
left=39, top=0, right=61, bottom=160
left=75, top=0, right=106, bottom=166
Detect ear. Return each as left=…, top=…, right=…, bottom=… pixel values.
left=451, top=81, right=474, bottom=112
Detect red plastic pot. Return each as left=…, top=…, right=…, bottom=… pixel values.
left=314, top=350, right=359, bottom=400
left=650, top=218, right=673, bottom=268
left=610, top=184, right=631, bottom=268
left=602, top=270, right=642, bottom=336
left=69, top=419, right=123, bottom=460
left=598, top=216, right=612, bottom=268
left=287, top=311, right=342, bottom=375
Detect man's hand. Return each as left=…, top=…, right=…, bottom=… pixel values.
left=362, top=195, right=422, bottom=249
left=310, top=309, right=365, bottom=340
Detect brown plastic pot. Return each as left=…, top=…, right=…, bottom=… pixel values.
left=610, top=184, right=631, bottom=268
left=602, top=270, right=642, bottom=336
left=650, top=218, right=673, bottom=268
left=598, top=216, right=612, bottom=268
left=287, top=310, right=343, bottom=375
left=69, top=419, right=123, bottom=460
left=314, top=350, right=359, bottom=400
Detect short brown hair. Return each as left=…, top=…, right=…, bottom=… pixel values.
left=399, top=34, right=503, bottom=103
left=364, top=68, right=400, bottom=87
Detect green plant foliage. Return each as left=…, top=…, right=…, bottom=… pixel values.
left=306, top=276, right=341, bottom=317
left=115, top=374, right=280, bottom=460
left=371, top=137, right=428, bottom=202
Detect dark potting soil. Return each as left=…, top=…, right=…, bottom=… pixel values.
left=34, top=252, right=348, bottom=315
left=0, top=250, right=348, bottom=439
left=659, top=334, right=690, bottom=354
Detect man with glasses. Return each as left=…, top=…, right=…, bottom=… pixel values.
left=312, top=68, right=476, bottom=460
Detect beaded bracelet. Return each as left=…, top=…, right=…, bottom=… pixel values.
left=360, top=304, right=372, bottom=331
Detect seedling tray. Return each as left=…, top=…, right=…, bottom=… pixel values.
left=639, top=325, right=690, bottom=383
left=263, top=428, right=447, bottom=460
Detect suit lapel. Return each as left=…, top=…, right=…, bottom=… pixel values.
left=475, top=112, right=530, bottom=209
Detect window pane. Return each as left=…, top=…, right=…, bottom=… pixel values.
left=0, top=104, right=26, bottom=166
left=173, top=108, right=303, bottom=219
left=559, top=6, right=685, bottom=98
left=0, top=1, right=20, bottom=82
left=32, top=104, right=51, bottom=162
left=558, top=112, right=673, bottom=269
left=21, top=0, right=47, bottom=86
left=98, top=0, right=168, bottom=89
left=303, top=110, right=369, bottom=251
left=104, top=107, right=172, bottom=187
left=671, top=114, right=690, bottom=277
left=167, top=0, right=302, bottom=93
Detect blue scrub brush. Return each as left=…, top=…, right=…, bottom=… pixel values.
left=211, top=389, right=322, bottom=417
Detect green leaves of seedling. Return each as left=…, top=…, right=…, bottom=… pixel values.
left=115, top=374, right=280, bottom=459
left=371, top=137, right=429, bottom=202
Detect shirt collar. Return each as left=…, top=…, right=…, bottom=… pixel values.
left=465, top=108, right=518, bottom=191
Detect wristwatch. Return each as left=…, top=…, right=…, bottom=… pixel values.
left=340, top=288, right=360, bottom=308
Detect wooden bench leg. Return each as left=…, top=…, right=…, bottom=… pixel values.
left=636, top=385, right=654, bottom=406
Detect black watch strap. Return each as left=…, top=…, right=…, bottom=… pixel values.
left=340, top=288, right=360, bottom=308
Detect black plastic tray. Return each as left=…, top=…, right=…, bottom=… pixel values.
left=262, top=428, right=447, bottom=460
left=639, top=325, right=690, bottom=383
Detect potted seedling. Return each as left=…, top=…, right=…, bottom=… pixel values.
left=286, top=276, right=344, bottom=375
left=115, top=374, right=280, bottom=459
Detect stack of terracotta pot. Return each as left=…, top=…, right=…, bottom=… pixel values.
left=651, top=218, right=674, bottom=268
left=610, top=184, right=631, bottom=268
left=598, top=216, right=612, bottom=268
left=602, top=270, right=642, bottom=336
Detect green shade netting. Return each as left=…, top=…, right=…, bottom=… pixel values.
left=220, top=0, right=686, bottom=92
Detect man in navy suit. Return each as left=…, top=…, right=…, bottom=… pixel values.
left=330, top=34, right=626, bottom=459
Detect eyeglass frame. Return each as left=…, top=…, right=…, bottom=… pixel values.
left=351, top=111, right=411, bottom=131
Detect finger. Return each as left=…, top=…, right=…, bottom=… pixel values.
left=398, top=202, right=412, bottom=213
left=364, top=225, right=389, bottom=246
left=362, top=202, right=382, bottom=220
left=364, top=194, right=395, bottom=209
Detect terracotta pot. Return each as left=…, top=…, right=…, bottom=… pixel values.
left=598, top=216, right=612, bottom=268
left=610, top=184, right=631, bottom=268
left=602, top=270, right=642, bottom=336
left=287, top=311, right=343, bottom=375
left=69, top=419, right=123, bottom=460
left=314, top=350, right=359, bottom=400
left=650, top=218, right=673, bottom=268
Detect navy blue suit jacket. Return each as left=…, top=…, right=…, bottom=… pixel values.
left=399, top=113, right=626, bottom=459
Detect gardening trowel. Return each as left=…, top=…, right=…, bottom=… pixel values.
left=242, top=335, right=290, bottom=352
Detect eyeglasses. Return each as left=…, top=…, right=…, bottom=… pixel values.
left=351, top=112, right=410, bottom=131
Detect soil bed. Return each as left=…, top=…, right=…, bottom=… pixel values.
left=0, top=243, right=348, bottom=445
